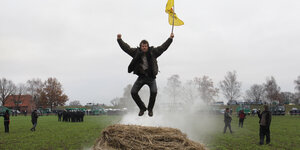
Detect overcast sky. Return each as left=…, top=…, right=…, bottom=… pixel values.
left=1, top=0, right=300, bottom=105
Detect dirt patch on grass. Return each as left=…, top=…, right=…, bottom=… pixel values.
left=93, top=124, right=206, bottom=150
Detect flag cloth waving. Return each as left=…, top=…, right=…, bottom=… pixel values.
left=165, top=0, right=184, bottom=26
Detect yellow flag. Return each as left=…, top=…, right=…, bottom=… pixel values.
left=165, top=0, right=184, bottom=26
left=165, top=0, right=174, bottom=12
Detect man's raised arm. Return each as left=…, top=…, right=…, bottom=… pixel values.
left=117, top=34, right=136, bottom=57
left=153, top=33, right=174, bottom=57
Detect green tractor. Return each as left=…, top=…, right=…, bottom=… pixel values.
left=236, top=104, right=251, bottom=116
left=37, top=108, right=52, bottom=115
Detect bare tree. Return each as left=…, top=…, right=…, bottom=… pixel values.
left=110, top=97, right=120, bottom=107
left=181, top=80, right=199, bottom=104
left=12, top=83, right=27, bottom=110
left=123, top=84, right=132, bottom=99
left=118, top=84, right=136, bottom=109
left=280, top=92, right=296, bottom=104
left=245, top=84, right=265, bottom=103
left=264, top=76, right=281, bottom=103
left=295, top=76, right=300, bottom=92
left=0, top=78, right=16, bottom=106
left=165, top=74, right=182, bottom=105
left=219, top=71, right=242, bottom=103
left=295, top=76, right=300, bottom=104
left=26, top=78, right=44, bottom=110
left=194, top=76, right=219, bottom=104
left=69, top=100, right=81, bottom=106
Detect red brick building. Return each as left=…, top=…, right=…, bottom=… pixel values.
left=4, top=95, right=36, bottom=113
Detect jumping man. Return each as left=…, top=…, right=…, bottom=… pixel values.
left=117, top=33, right=174, bottom=117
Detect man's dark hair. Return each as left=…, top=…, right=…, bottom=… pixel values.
left=139, top=40, right=149, bottom=47
left=226, top=108, right=229, bottom=111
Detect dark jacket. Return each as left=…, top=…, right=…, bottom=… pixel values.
left=117, top=38, right=173, bottom=78
left=224, top=111, right=232, bottom=123
left=4, top=111, right=10, bottom=122
left=31, top=111, right=38, bottom=123
left=258, top=110, right=271, bottom=127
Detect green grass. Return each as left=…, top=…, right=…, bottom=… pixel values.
left=0, top=114, right=299, bottom=150
left=0, top=115, right=121, bottom=150
left=205, top=115, right=300, bottom=150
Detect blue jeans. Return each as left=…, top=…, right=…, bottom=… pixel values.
left=131, top=76, right=157, bottom=111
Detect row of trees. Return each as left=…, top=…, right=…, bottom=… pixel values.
left=166, top=71, right=300, bottom=105
left=245, top=76, right=299, bottom=105
left=0, top=77, right=68, bottom=110
left=111, top=71, right=300, bottom=108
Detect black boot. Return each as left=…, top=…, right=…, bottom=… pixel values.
left=148, top=110, right=153, bottom=117
left=138, top=108, right=147, bottom=116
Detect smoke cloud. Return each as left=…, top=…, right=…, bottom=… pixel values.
left=120, top=87, right=219, bottom=143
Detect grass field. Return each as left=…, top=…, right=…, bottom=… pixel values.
left=0, top=115, right=121, bottom=150
left=0, top=114, right=299, bottom=150
left=205, top=115, right=300, bottom=150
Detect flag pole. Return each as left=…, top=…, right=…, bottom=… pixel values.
left=171, top=5, right=175, bottom=34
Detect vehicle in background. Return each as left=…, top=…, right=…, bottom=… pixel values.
left=250, top=101, right=263, bottom=105
left=105, top=108, right=127, bottom=115
left=38, top=108, right=52, bottom=116
left=0, top=106, right=10, bottom=116
left=219, top=108, right=226, bottom=114
left=251, top=108, right=258, bottom=116
left=270, top=105, right=285, bottom=115
left=290, top=108, right=300, bottom=115
left=237, top=101, right=245, bottom=105
left=227, top=100, right=238, bottom=105
left=236, top=104, right=251, bottom=115
left=213, top=101, right=224, bottom=105
left=36, top=110, right=42, bottom=116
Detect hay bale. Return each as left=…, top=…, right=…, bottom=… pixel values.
left=93, top=124, right=206, bottom=150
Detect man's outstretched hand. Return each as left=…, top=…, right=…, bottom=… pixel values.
left=170, top=33, right=174, bottom=39
left=117, top=34, right=122, bottom=39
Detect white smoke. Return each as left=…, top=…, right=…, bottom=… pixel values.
left=120, top=88, right=219, bottom=143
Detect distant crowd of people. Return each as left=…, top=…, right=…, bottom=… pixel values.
left=57, top=110, right=85, bottom=122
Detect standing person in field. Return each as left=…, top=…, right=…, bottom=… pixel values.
left=58, top=111, right=62, bottom=122
left=4, top=110, right=10, bottom=133
left=238, top=110, right=246, bottom=128
left=224, top=108, right=233, bottom=133
left=31, top=110, right=38, bottom=131
left=117, top=33, right=174, bottom=117
left=257, top=105, right=272, bottom=145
